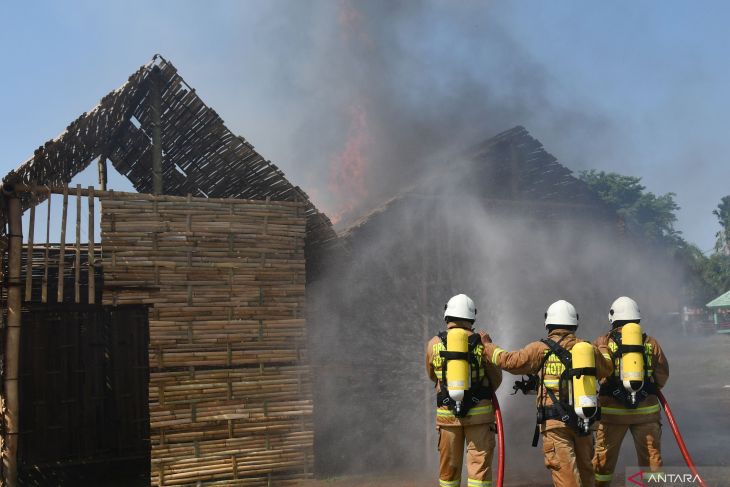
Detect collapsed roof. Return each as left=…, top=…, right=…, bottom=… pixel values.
left=2, top=54, right=334, bottom=249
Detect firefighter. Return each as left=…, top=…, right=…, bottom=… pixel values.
left=482, top=300, right=612, bottom=487
left=592, top=297, right=669, bottom=486
left=426, top=294, right=503, bottom=487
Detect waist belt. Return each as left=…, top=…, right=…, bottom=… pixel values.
left=532, top=401, right=599, bottom=447
left=436, top=385, right=492, bottom=410
left=599, top=380, right=657, bottom=408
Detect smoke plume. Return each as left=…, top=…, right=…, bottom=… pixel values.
left=271, top=0, right=615, bottom=224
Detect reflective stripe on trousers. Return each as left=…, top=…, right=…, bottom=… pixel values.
left=595, top=472, right=613, bottom=482
left=467, top=479, right=492, bottom=487
left=439, top=478, right=494, bottom=487
left=601, top=403, right=660, bottom=416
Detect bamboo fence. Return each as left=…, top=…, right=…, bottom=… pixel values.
left=100, top=192, right=312, bottom=486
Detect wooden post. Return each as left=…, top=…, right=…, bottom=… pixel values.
left=88, top=187, right=96, bottom=304
left=74, top=184, right=81, bottom=303
left=151, top=69, right=163, bottom=195
left=98, top=155, right=108, bottom=191
left=4, top=191, right=22, bottom=487
left=42, top=194, right=51, bottom=303
left=57, top=184, right=68, bottom=303
left=24, top=195, right=36, bottom=301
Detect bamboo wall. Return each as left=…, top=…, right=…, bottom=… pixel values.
left=100, top=192, right=312, bottom=486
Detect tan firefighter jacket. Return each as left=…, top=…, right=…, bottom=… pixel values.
left=483, top=329, right=613, bottom=432
left=426, top=323, right=503, bottom=426
left=594, top=327, right=669, bottom=424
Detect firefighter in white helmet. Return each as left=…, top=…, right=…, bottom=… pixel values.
left=482, top=300, right=612, bottom=487
left=426, top=294, right=503, bottom=487
left=592, top=297, right=669, bottom=486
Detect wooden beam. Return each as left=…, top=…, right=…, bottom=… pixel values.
left=88, top=186, right=96, bottom=304
left=3, top=192, right=22, bottom=487
left=98, top=155, right=108, bottom=191
left=24, top=195, right=36, bottom=301
left=57, top=184, right=68, bottom=303
left=42, top=194, right=51, bottom=303
left=75, top=184, right=81, bottom=303
left=6, top=184, right=305, bottom=208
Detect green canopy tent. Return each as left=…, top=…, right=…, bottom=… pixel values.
left=707, top=289, right=730, bottom=333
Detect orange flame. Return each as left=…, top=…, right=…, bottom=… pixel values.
left=338, top=0, right=373, bottom=47
left=328, top=102, right=372, bottom=224
left=319, top=0, right=374, bottom=225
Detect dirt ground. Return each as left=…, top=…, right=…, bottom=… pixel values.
left=300, top=476, right=548, bottom=487
left=300, top=476, right=426, bottom=487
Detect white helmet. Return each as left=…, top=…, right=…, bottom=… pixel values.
left=544, top=300, right=578, bottom=328
left=609, top=296, right=640, bottom=324
left=444, top=294, right=477, bottom=322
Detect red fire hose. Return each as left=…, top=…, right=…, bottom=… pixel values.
left=657, top=391, right=708, bottom=487
left=492, top=392, right=505, bottom=487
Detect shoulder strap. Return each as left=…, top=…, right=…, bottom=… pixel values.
left=612, top=330, right=646, bottom=355
left=540, top=338, right=572, bottom=367
left=642, top=333, right=656, bottom=382
left=607, top=330, right=620, bottom=361
left=439, top=331, right=477, bottom=361
left=532, top=335, right=571, bottom=448
left=468, top=334, right=483, bottom=385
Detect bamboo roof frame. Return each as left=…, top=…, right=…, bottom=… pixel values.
left=0, top=54, right=335, bottom=252
left=340, top=125, right=617, bottom=238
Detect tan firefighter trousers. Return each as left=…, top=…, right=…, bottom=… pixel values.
left=593, top=421, right=662, bottom=486
left=437, top=423, right=495, bottom=487
left=542, top=427, right=595, bottom=487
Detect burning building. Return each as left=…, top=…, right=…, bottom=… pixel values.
left=0, top=55, right=334, bottom=486
left=308, top=126, right=685, bottom=476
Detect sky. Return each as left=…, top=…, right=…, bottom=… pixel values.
left=1, top=1, right=728, bottom=251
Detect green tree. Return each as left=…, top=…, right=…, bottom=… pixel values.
left=578, top=170, right=722, bottom=305
left=579, top=170, right=681, bottom=243
left=713, top=195, right=730, bottom=254
left=702, top=253, right=730, bottom=296
left=579, top=172, right=730, bottom=304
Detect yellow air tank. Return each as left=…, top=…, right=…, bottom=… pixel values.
left=620, top=322, right=644, bottom=396
left=570, top=342, right=598, bottom=421
left=446, top=328, right=470, bottom=414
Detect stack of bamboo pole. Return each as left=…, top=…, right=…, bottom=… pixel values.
left=100, top=192, right=312, bottom=486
